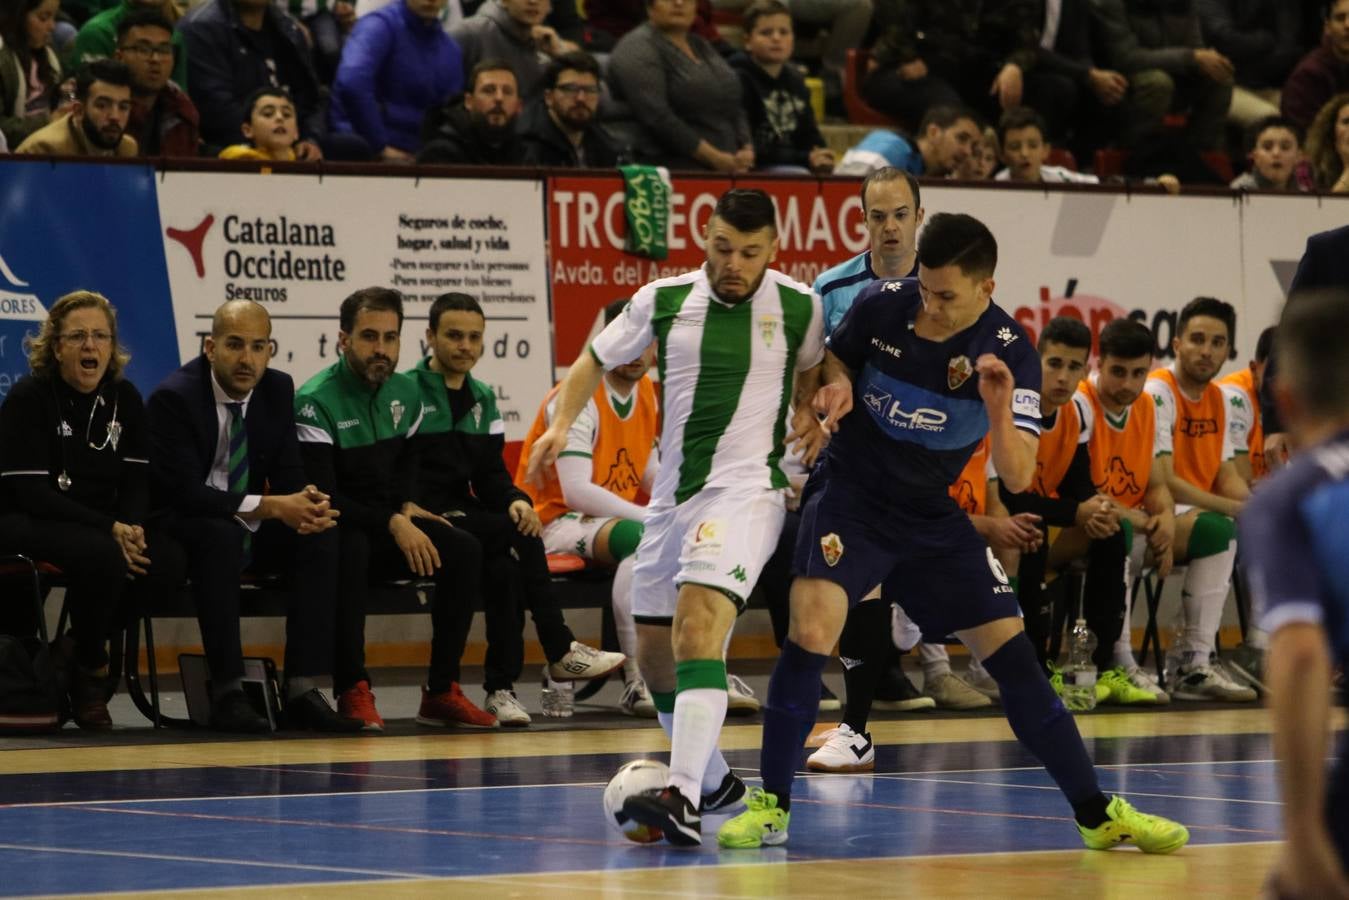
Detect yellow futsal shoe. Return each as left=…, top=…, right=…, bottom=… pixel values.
left=1078, top=796, right=1189, bottom=854
left=1098, top=666, right=1162, bottom=705
left=1048, top=665, right=1110, bottom=706
left=716, top=788, right=790, bottom=849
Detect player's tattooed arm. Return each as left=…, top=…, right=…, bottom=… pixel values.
left=977, top=354, right=1036, bottom=493
left=786, top=362, right=831, bottom=466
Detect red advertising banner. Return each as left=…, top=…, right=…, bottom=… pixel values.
left=547, top=174, right=868, bottom=365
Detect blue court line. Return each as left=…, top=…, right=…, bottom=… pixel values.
left=0, top=764, right=1283, bottom=897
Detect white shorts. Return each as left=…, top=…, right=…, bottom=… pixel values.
left=541, top=512, right=617, bottom=559
left=631, top=487, right=786, bottom=621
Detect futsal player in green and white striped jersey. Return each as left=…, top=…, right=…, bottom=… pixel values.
left=526, top=189, right=827, bottom=846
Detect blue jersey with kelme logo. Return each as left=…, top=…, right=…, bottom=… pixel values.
left=822, top=277, right=1041, bottom=499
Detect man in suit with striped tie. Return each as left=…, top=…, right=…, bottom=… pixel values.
left=148, top=300, right=360, bottom=733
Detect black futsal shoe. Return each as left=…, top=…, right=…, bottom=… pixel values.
left=209, top=689, right=272, bottom=734
left=623, top=786, right=702, bottom=847
left=283, top=688, right=365, bottom=732
left=700, top=771, right=747, bottom=814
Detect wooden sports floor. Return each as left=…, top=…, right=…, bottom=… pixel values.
left=0, top=677, right=1307, bottom=898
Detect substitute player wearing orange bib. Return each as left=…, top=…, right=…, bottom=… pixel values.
left=1143, top=297, right=1254, bottom=702
left=517, top=299, right=660, bottom=718
left=1219, top=325, right=1275, bottom=486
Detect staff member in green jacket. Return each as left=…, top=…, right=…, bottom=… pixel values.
left=409, top=292, right=625, bottom=727
left=294, top=286, right=496, bottom=732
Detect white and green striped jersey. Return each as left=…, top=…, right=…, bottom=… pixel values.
left=589, top=265, right=824, bottom=507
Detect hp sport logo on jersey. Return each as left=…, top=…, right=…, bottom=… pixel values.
left=863, top=384, right=948, bottom=433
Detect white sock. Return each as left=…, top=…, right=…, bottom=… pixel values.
left=611, top=556, right=640, bottom=684
left=658, top=708, right=730, bottom=797
left=1181, top=541, right=1237, bottom=660
left=1115, top=535, right=1147, bottom=668
left=919, top=643, right=951, bottom=679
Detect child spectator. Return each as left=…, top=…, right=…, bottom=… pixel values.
left=1230, top=115, right=1312, bottom=192
left=956, top=124, right=998, bottom=180
left=995, top=106, right=1098, bottom=183
left=218, top=87, right=300, bottom=160
left=730, top=0, right=832, bottom=175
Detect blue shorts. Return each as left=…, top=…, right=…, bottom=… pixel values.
left=793, top=468, right=1019, bottom=643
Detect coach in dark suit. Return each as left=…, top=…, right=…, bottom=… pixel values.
left=1261, top=224, right=1349, bottom=458
left=148, top=300, right=359, bottom=733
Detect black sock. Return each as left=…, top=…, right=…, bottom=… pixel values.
left=840, top=599, right=891, bottom=733
left=1072, top=793, right=1111, bottom=829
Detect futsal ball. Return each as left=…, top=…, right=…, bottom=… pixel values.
left=603, top=759, right=670, bottom=844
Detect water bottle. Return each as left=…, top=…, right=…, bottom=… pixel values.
left=1063, top=617, right=1099, bottom=712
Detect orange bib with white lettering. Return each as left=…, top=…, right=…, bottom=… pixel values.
left=1032, top=398, right=1081, bottom=498
left=1080, top=379, right=1154, bottom=510
left=1218, top=367, right=1266, bottom=480
left=517, top=377, right=659, bottom=525
left=949, top=435, right=991, bottom=515
left=1150, top=368, right=1225, bottom=492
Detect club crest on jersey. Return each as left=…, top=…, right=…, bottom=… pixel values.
left=389, top=399, right=405, bottom=429
left=948, top=355, right=973, bottom=390
left=820, top=532, right=844, bottom=567
left=759, top=315, right=778, bottom=348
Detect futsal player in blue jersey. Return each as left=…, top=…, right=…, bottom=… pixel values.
left=1241, top=288, right=1349, bottom=899
left=718, top=213, right=1190, bottom=853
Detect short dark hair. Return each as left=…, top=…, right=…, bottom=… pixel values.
left=241, top=85, right=293, bottom=126
left=1254, top=325, right=1276, bottom=363
left=76, top=59, right=132, bottom=101
left=1244, top=114, right=1302, bottom=153
left=1098, top=318, right=1154, bottom=361
left=543, top=50, right=600, bottom=90
left=997, top=106, right=1047, bottom=144
left=604, top=298, right=629, bottom=325
left=918, top=105, right=980, bottom=135
left=742, top=0, right=790, bottom=32
left=429, top=292, right=484, bottom=331
left=1039, top=316, right=1092, bottom=353
left=340, top=287, right=404, bottom=333
left=860, top=166, right=921, bottom=214
left=1178, top=296, right=1236, bottom=341
left=1277, top=287, right=1349, bottom=417
left=469, top=59, right=517, bottom=93
left=711, top=188, right=777, bottom=235
left=116, top=7, right=174, bottom=41
left=916, top=212, right=997, bottom=279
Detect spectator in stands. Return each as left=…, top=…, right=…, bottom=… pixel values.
left=16, top=59, right=136, bottom=155
left=1144, top=297, right=1256, bottom=702
left=409, top=292, right=624, bottom=725
left=516, top=298, right=658, bottom=718
left=146, top=300, right=360, bottom=734
left=996, top=106, right=1099, bottom=183
left=1282, top=0, right=1349, bottom=130
left=586, top=0, right=726, bottom=52
left=608, top=0, right=751, bottom=172
left=1230, top=115, right=1310, bottom=191
left=115, top=10, right=199, bottom=156
left=1196, top=0, right=1302, bottom=127
left=833, top=105, right=980, bottom=176
left=0, top=291, right=186, bottom=730
left=1307, top=92, right=1349, bottom=191
left=72, top=0, right=186, bottom=92
left=330, top=0, right=463, bottom=162
left=730, top=0, right=832, bottom=174
left=450, top=0, right=576, bottom=101
left=294, top=287, right=496, bottom=732
left=956, top=124, right=998, bottom=179
left=218, top=86, right=302, bottom=160
left=0, top=0, right=65, bottom=149
left=289, top=0, right=356, bottom=85
left=418, top=59, right=524, bottom=162
left=180, top=0, right=367, bottom=159
left=1034, top=0, right=1129, bottom=151
left=519, top=50, right=624, bottom=167
left=863, top=1, right=1062, bottom=133
left=1088, top=0, right=1234, bottom=151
